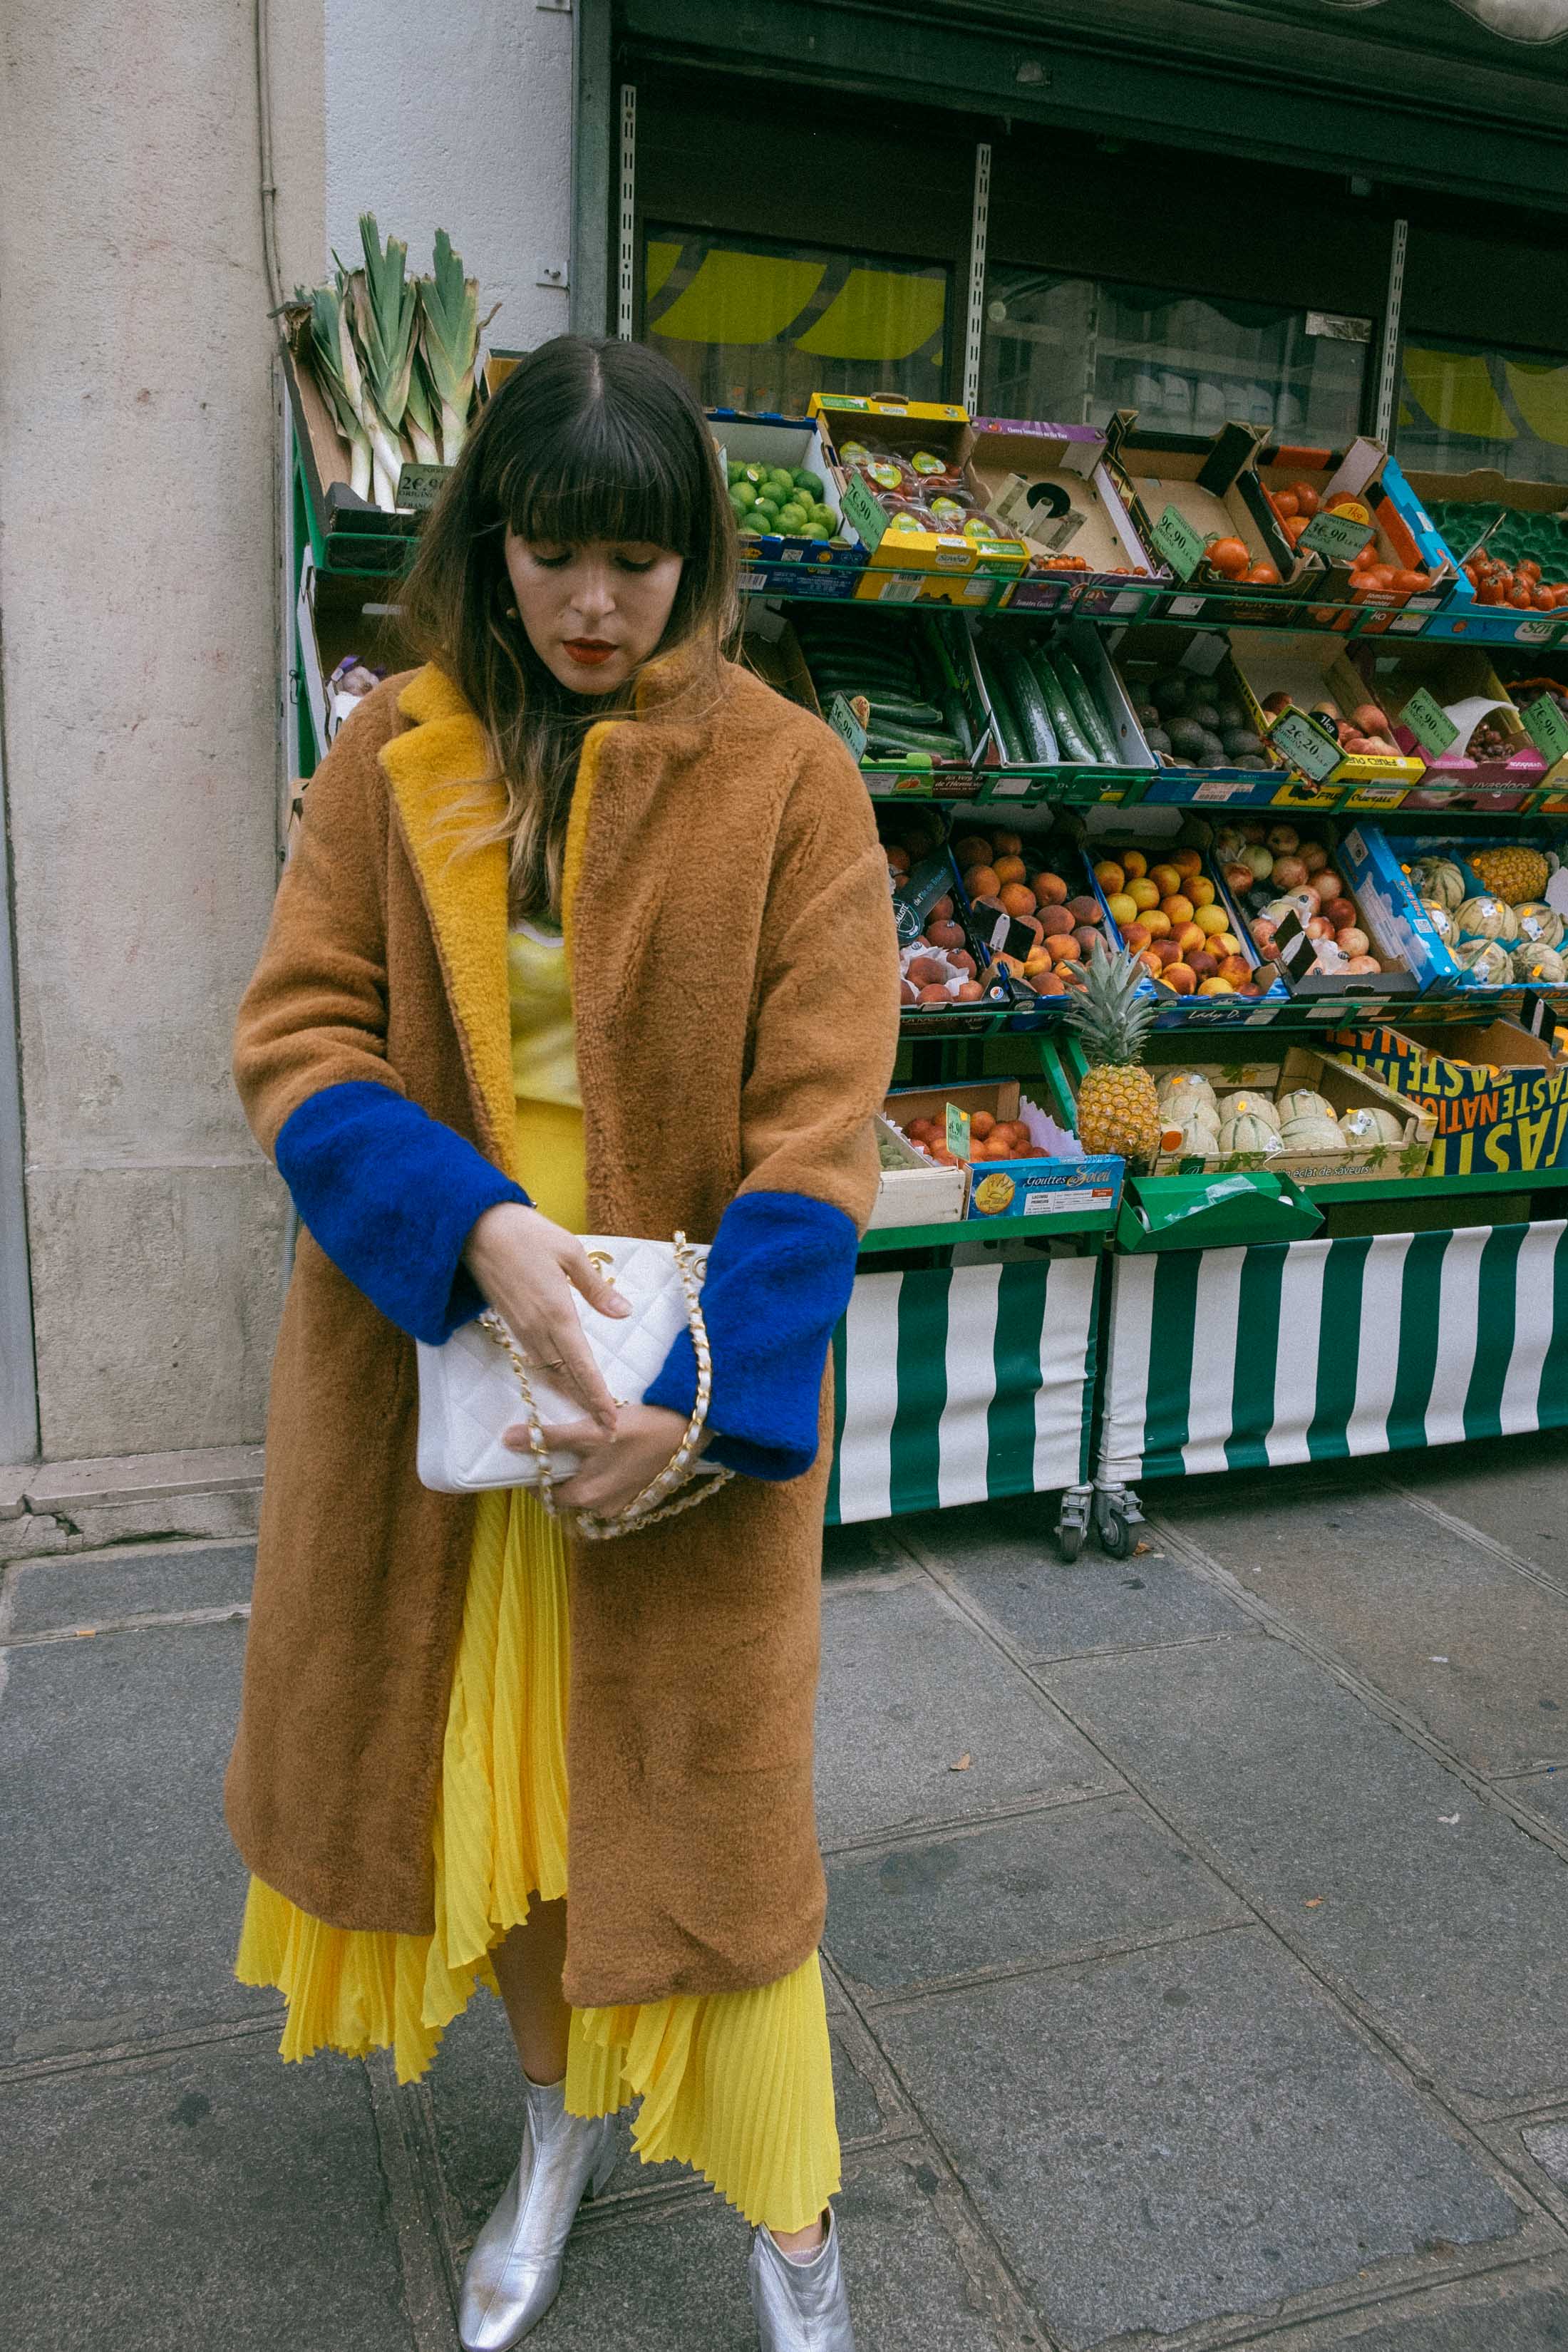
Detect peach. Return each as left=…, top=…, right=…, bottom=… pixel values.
left=1163, top=962, right=1197, bottom=995
left=1196, top=976, right=1236, bottom=995
left=1073, top=925, right=1102, bottom=958
left=1039, top=905, right=1074, bottom=937
left=1128, top=877, right=1161, bottom=911
left=1188, top=950, right=1218, bottom=979
left=1121, top=849, right=1147, bottom=878
left=1142, top=907, right=1172, bottom=939
left=1161, top=894, right=1195, bottom=926
left=1175, top=922, right=1207, bottom=956
left=956, top=980, right=985, bottom=1001
left=1046, top=934, right=1080, bottom=966
left=1067, top=896, right=1103, bottom=927
left=1187, top=876, right=1217, bottom=909
left=964, top=865, right=1001, bottom=899
left=1207, top=931, right=1240, bottom=958
left=1336, top=927, right=1369, bottom=957
left=1123, top=920, right=1152, bottom=951
left=1195, top=904, right=1229, bottom=937
left=1137, top=950, right=1164, bottom=979
left=928, top=894, right=954, bottom=923
left=1031, top=969, right=1067, bottom=996
left=1105, top=892, right=1138, bottom=928
left=993, top=855, right=1027, bottom=884
left=1031, top=870, right=1070, bottom=904
left=917, top=983, right=951, bottom=1003
left=1218, top=954, right=1252, bottom=984
left=1323, top=897, right=1356, bottom=931
left=999, top=882, right=1038, bottom=918
left=926, top=920, right=966, bottom=951
left=1093, top=860, right=1125, bottom=894
left=952, top=835, right=994, bottom=867
left=1172, top=849, right=1204, bottom=878
left=992, top=830, right=1023, bottom=855
left=1149, top=863, right=1182, bottom=897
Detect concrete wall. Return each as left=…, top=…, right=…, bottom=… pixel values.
left=0, top=0, right=305, bottom=1461
left=0, top=0, right=576, bottom=1465
left=324, top=0, right=574, bottom=357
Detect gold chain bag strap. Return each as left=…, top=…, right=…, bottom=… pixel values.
left=479, top=1233, right=733, bottom=1541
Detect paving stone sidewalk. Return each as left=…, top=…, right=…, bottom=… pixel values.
left=6, top=1432, right=1568, bottom=2348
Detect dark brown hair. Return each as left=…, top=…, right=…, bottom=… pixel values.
left=401, top=334, right=738, bottom=917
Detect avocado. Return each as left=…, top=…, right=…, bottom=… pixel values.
left=1166, top=717, right=1208, bottom=758
left=1151, top=672, right=1190, bottom=713
left=1222, top=727, right=1262, bottom=759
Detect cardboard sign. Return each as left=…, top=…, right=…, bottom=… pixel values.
left=1270, top=708, right=1344, bottom=784
left=827, top=693, right=868, bottom=762
left=1151, top=504, right=1207, bottom=582
left=1332, top=1019, right=1568, bottom=1175
left=1401, top=686, right=1460, bottom=756
left=946, top=1102, right=973, bottom=1162
left=1522, top=694, right=1568, bottom=764
left=1300, top=507, right=1374, bottom=564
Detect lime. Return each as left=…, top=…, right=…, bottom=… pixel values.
left=726, top=459, right=745, bottom=485
left=793, top=468, right=824, bottom=498
left=800, top=522, right=830, bottom=541
left=737, top=516, right=763, bottom=535
left=731, top=480, right=757, bottom=510
left=741, top=463, right=766, bottom=485
left=753, top=497, right=780, bottom=522
left=810, top=503, right=835, bottom=529
left=775, top=505, right=808, bottom=532
left=768, top=468, right=796, bottom=495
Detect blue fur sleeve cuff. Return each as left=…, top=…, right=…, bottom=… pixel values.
left=644, top=1190, right=858, bottom=1483
left=274, top=1079, right=529, bottom=1343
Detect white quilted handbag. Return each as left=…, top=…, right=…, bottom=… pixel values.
left=415, top=1234, right=732, bottom=1539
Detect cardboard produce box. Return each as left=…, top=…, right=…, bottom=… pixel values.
left=883, top=1080, right=1123, bottom=1223
left=966, top=418, right=1156, bottom=612
left=1254, top=438, right=1453, bottom=617
left=868, top=1115, right=966, bottom=1228
left=1402, top=467, right=1568, bottom=639
left=1356, top=645, right=1549, bottom=799
left=1148, top=1045, right=1433, bottom=1180
left=808, top=393, right=1030, bottom=607
left=1227, top=631, right=1426, bottom=790
left=1106, top=418, right=1297, bottom=594
left=281, top=339, right=418, bottom=554
left=707, top=407, right=861, bottom=582
left=1331, top=1018, right=1568, bottom=1175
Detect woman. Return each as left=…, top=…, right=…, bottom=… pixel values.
left=228, top=333, right=900, bottom=2349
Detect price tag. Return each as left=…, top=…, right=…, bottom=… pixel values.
left=827, top=693, right=868, bottom=762
left=1522, top=693, right=1568, bottom=763
left=1151, top=504, right=1207, bottom=582
left=1270, top=706, right=1343, bottom=783
left=1401, top=687, right=1460, bottom=755
left=946, top=1103, right=973, bottom=1162
left=1300, top=507, right=1374, bottom=564
left=394, top=461, right=452, bottom=512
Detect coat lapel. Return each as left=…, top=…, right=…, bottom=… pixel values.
left=380, top=666, right=516, bottom=1172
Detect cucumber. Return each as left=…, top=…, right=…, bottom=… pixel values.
left=866, top=697, right=945, bottom=728
left=1028, top=647, right=1096, bottom=764
left=1052, top=647, right=1120, bottom=763
left=1001, top=652, right=1061, bottom=765
left=982, top=664, right=1029, bottom=765
left=865, top=725, right=967, bottom=760
left=941, top=688, right=974, bottom=759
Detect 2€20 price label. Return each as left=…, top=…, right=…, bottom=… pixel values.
left=1400, top=686, right=1460, bottom=756
left=1299, top=507, right=1375, bottom=564
left=1269, top=706, right=1343, bottom=783
left=1522, top=693, right=1568, bottom=765
left=1151, top=503, right=1207, bottom=582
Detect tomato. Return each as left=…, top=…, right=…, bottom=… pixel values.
left=1206, top=536, right=1252, bottom=577
left=1477, top=580, right=1506, bottom=604
left=1273, top=490, right=1299, bottom=519
left=1391, top=569, right=1426, bottom=594
left=1245, top=561, right=1281, bottom=584
left=1285, top=514, right=1311, bottom=542
left=1520, top=559, right=1542, bottom=582
left=1510, top=584, right=1536, bottom=608
left=1290, top=483, right=1321, bottom=516
left=1535, top=588, right=1557, bottom=610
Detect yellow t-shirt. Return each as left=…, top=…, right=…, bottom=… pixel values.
left=507, top=922, right=580, bottom=1110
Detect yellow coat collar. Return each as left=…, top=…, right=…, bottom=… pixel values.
left=379, top=667, right=518, bottom=1169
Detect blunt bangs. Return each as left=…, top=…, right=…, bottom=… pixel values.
left=492, top=401, right=703, bottom=557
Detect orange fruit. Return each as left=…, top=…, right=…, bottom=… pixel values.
left=999, top=882, right=1037, bottom=917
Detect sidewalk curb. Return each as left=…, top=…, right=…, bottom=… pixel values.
left=0, top=1447, right=264, bottom=1561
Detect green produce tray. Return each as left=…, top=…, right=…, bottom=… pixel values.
left=1423, top=500, right=1568, bottom=587
left=1115, top=1169, right=1324, bottom=1253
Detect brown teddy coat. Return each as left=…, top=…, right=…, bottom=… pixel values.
left=227, top=648, right=900, bottom=2006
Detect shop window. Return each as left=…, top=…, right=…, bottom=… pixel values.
left=644, top=227, right=948, bottom=413
left=981, top=269, right=1369, bottom=441
left=1396, top=333, right=1568, bottom=483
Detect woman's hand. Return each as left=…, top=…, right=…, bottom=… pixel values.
left=462, top=1202, right=630, bottom=1435
left=522, top=1404, right=711, bottom=1517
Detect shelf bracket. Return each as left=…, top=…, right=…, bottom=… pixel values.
left=964, top=139, right=991, bottom=416
left=1374, top=216, right=1408, bottom=447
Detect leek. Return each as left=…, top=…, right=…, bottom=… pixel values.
left=403, top=351, right=442, bottom=468
left=297, top=282, right=372, bottom=501
left=342, top=213, right=419, bottom=508
left=418, top=229, right=498, bottom=467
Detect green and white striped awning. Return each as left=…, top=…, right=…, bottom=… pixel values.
left=1099, top=1219, right=1568, bottom=1484
left=827, top=1257, right=1100, bottom=1524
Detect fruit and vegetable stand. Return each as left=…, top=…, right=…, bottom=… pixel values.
left=277, top=302, right=1568, bottom=1554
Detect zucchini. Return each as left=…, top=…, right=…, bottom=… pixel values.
left=1028, top=647, right=1095, bottom=764
left=1052, top=647, right=1120, bottom=763
left=1001, top=652, right=1061, bottom=765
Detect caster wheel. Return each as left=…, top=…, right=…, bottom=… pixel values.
left=1098, top=1507, right=1135, bottom=1559
left=1055, top=1520, right=1085, bottom=1562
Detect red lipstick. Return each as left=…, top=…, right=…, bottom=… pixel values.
left=563, top=639, right=616, bottom=667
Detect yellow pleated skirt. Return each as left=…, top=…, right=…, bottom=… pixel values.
left=236, top=1095, right=840, bottom=2233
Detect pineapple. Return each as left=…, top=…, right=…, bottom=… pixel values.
left=1470, top=845, right=1548, bottom=907
left=1064, top=943, right=1162, bottom=1170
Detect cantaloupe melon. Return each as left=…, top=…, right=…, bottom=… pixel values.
left=1515, top=902, right=1564, bottom=948
left=1455, top=937, right=1511, bottom=983
left=1457, top=894, right=1519, bottom=944
left=1339, top=1105, right=1404, bottom=1146
left=1216, top=1113, right=1283, bottom=1156
left=1217, top=1090, right=1281, bottom=1132
left=1276, top=1088, right=1336, bottom=1125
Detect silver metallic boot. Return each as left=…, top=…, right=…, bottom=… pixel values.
left=458, top=2075, right=617, bottom=2351
left=748, top=2207, right=857, bottom=2351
